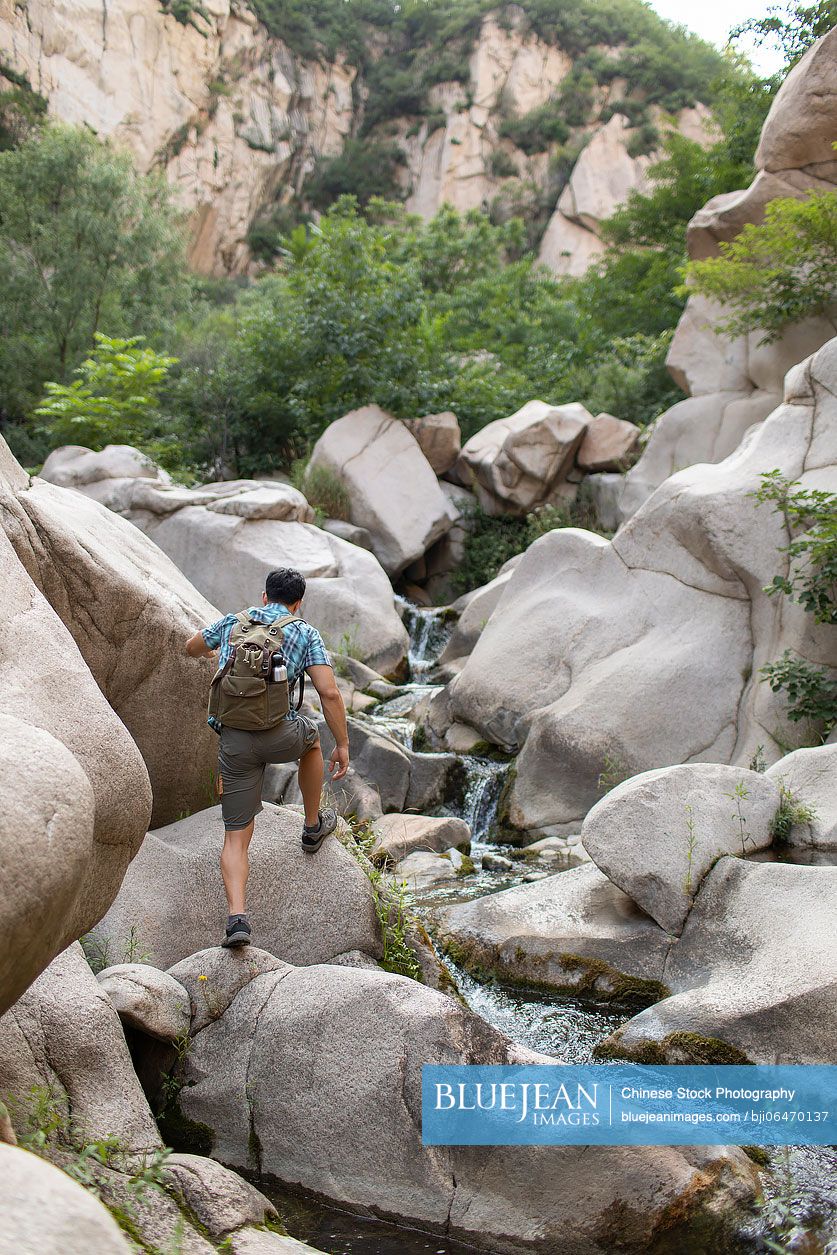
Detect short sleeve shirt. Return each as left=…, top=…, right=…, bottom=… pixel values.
left=201, top=602, right=331, bottom=729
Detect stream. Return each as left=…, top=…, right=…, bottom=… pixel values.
left=277, top=604, right=837, bottom=1255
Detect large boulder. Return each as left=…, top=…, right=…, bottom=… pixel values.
left=0, top=1144, right=132, bottom=1255
left=306, top=406, right=453, bottom=576
left=402, top=411, right=461, bottom=475
left=455, top=400, right=591, bottom=516
left=0, top=446, right=151, bottom=1013
left=96, top=965, right=192, bottom=1041
left=4, top=472, right=220, bottom=826
left=600, top=859, right=837, bottom=1065
left=170, top=947, right=758, bottom=1253
left=766, top=743, right=837, bottom=848
left=448, top=339, right=837, bottom=836
left=90, top=805, right=382, bottom=971
left=576, top=412, right=641, bottom=473
left=38, top=444, right=409, bottom=677
left=40, top=442, right=171, bottom=496
left=436, top=863, right=671, bottom=998
left=615, top=28, right=837, bottom=524
left=0, top=946, right=291, bottom=1254
left=0, top=945, right=162, bottom=1153
left=371, top=814, right=471, bottom=864
left=581, top=764, right=781, bottom=933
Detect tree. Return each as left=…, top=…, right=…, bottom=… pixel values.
left=686, top=192, right=837, bottom=341
left=35, top=334, right=179, bottom=465
left=732, top=0, right=837, bottom=69
left=0, top=126, right=189, bottom=424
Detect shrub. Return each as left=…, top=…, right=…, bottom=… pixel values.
left=490, top=149, right=518, bottom=179
left=686, top=192, right=837, bottom=342
left=295, top=460, right=352, bottom=520
left=760, top=651, right=837, bottom=738
left=498, top=101, right=570, bottom=154
left=306, top=139, right=406, bottom=209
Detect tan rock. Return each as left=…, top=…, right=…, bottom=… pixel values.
left=403, top=411, right=461, bottom=475
left=756, top=26, right=837, bottom=174
left=576, top=412, right=640, bottom=472
left=370, top=813, right=471, bottom=864
left=456, top=399, right=591, bottom=515
left=538, top=209, right=604, bottom=277
left=559, top=113, right=653, bottom=232
left=0, top=442, right=151, bottom=1014
left=0, top=1144, right=132, bottom=1255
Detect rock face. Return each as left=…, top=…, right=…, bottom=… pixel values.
left=0, top=4, right=718, bottom=277
left=171, top=946, right=757, bottom=1252
left=0, top=1144, right=132, bottom=1255
left=581, top=764, right=781, bottom=933
left=96, top=965, right=192, bottom=1042
left=449, top=337, right=837, bottom=836
left=0, top=442, right=151, bottom=1014
left=602, top=859, right=837, bottom=1065
left=307, top=406, right=453, bottom=576
left=617, top=27, right=837, bottom=521
left=90, top=805, right=382, bottom=971
left=38, top=443, right=410, bottom=676
left=456, top=400, right=592, bottom=515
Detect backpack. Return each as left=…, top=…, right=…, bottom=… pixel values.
left=207, top=612, right=306, bottom=732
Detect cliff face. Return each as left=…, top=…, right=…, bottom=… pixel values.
left=0, top=0, right=713, bottom=275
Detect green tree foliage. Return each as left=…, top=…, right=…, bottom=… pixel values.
left=306, top=140, right=406, bottom=210
left=0, top=126, right=189, bottom=429
left=732, top=0, right=837, bottom=69
left=35, top=334, right=180, bottom=466
left=686, top=192, right=837, bottom=341
left=754, top=472, right=837, bottom=738
left=0, top=63, right=47, bottom=151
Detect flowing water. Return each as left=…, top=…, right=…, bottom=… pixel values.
left=280, top=603, right=837, bottom=1254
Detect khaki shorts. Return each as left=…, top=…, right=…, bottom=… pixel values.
left=218, top=715, right=319, bottom=830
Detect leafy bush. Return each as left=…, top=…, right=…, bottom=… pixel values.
left=294, top=460, right=352, bottom=520
left=686, top=192, right=837, bottom=342
left=35, top=335, right=179, bottom=465
left=754, top=472, right=837, bottom=740
left=498, top=101, right=570, bottom=154
left=306, top=139, right=406, bottom=209
left=489, top=149, right=519, bottom=178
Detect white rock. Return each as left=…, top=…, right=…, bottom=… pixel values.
left=97, top=964, right=192, bottom=1041
left=766, top=743, right=837, bottom=847
left=604, top=860, right=837, bottom=1064
left=40, top=443, right=170, bottom=487
left=371, top=814, right=471, bottom=864
left=307, top=406, right=452, bottom=575
left=402, top=411, right=461, bottom=476
left=456, top=400, right=591, bottom=515
left=0, top=1144, right=132, bottom=1254
left=390, top=850, right=459, bottom=890
left=582, top=764, right=781, bottom=933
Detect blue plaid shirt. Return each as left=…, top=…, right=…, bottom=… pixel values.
left=202, top=602, right=331, bottom=730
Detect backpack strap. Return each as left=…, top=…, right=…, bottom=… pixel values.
left=272, top=614, right=307, bottom=710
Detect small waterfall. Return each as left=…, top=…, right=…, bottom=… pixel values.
left=398, top=599, right=453, bottom=681
left=458, top=756, right=508, bottom=846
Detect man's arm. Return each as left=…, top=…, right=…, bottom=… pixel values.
left=307, top=664, right=350, bottom=780
left=185, top=630, right=215, bottom=658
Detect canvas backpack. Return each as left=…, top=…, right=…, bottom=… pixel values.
left=207, top=612, right=305, bottom=732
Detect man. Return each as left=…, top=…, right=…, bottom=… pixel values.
left=185, top=567, right=350, bottom=949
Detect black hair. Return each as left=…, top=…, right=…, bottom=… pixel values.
left=265, top=568, right=306, bottom=605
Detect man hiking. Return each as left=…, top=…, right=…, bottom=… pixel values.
left=185, top=567, right=350, bottom=949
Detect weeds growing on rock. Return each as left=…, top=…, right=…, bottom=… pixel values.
left=770, top=783, right=818, bottom=846
left=597, top=753, right=630, bottom=795
left=725, top=780, right=754, bottom=855
left=342, top=817, right=422, bottom=981
left=682, top=803, right=698, bottom=897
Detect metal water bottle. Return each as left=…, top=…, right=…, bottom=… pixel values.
left=271, top=658, right=287, bottom=684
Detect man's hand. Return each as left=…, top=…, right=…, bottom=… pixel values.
left=329, top=743, right=350, bottom=780
left=185, top=630, right=214, bottom=658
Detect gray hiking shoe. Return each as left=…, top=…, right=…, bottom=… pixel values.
left=221, top=915, right=251, bottom=948
left=301, top=807, right=338, bottom=853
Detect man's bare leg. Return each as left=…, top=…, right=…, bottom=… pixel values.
left=220, top=820, right=255, bottom=916
left=298, top=740, right=324, bottom=827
